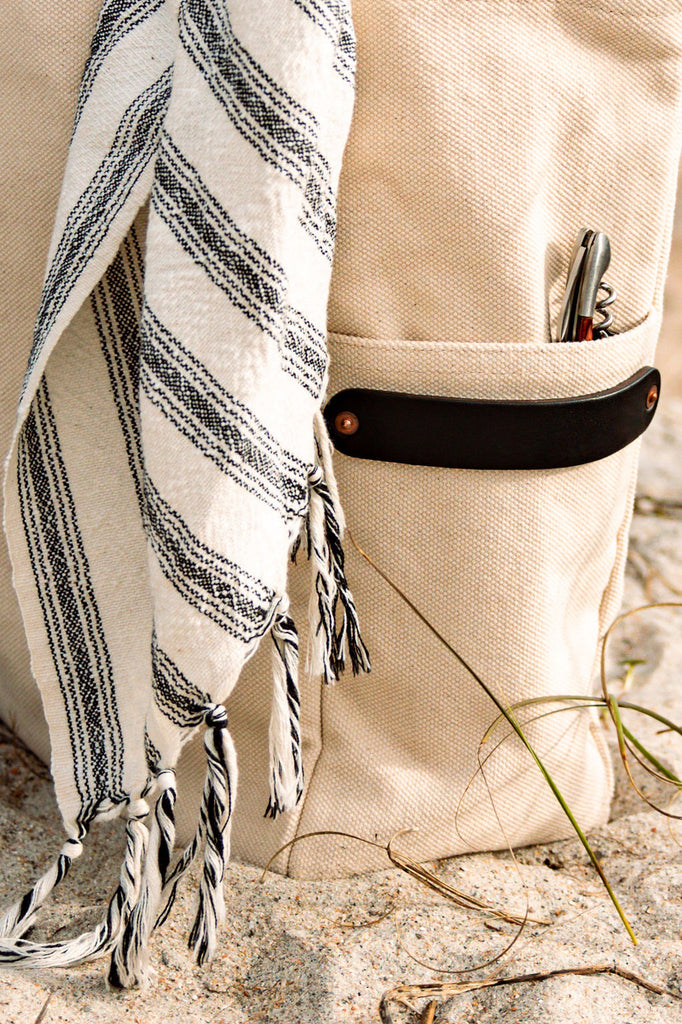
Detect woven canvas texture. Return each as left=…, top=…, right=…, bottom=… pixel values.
left=0, top=0, right=102, bottom=769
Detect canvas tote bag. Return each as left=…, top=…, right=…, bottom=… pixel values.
left=175, top=0, right=682, bottom=877
left=1, top=0, right=682, bottom=894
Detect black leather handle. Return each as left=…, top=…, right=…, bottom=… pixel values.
left=322, top=366, right=660, bottom=470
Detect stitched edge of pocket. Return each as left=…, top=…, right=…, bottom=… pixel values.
left=327, top=308, right=661, bottom=404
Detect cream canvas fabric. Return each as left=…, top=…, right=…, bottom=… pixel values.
left=0, top=0, right=103, bottom=773
left=1, top=0, right=681, bottom=983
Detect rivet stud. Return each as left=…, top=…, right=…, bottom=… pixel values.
left=334, top=410, right=360, bottom=436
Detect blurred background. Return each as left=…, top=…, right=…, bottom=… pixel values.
left=656, top=185, right=682, bottom=399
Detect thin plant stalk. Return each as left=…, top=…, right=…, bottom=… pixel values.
left=482, top=693, right=682, bottom=814
left=346, top=528, right=638, bottom=944
left=488, top=692, right=682, bottom=744
left=622, top=726, right=681, bottom=784
left=600, top=602, right=682, bottom=700
left=259, top=829, right=530, bottom=935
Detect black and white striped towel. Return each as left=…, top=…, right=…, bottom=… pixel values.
left=1, top=0, right=368, bottom=985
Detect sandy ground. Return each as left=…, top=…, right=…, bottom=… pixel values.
left=2, top=190, right=682, bottom=1024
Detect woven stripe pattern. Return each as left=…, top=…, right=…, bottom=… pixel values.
left=1, top=0, right=368, bottom=982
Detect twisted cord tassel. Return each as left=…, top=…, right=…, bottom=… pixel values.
left=188, top=703, right=237, bottom=966
left=108, top=771, right=176, bottom=988
left=154, top=826, right=203, bottom=931
left=0, top=835, right=84, bottom=940
left=306, top=460, right=371, bottom=682
left=139, top=706, right=237, bottom=966
left=265, top=599, right=304, bottom=819
left=306, top=470, right=340, bottom=685
left=0, top=801, right=149, bottom=966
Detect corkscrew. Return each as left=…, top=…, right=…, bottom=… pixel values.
left=593, top=280, right=615, bottom=336
left=558, top=227, right=616, bottom=342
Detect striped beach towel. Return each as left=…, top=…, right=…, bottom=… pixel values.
left=0, top=0, right=368, bottom=985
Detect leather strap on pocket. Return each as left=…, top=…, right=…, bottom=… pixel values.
left=323, top=366, right=660, bottom=470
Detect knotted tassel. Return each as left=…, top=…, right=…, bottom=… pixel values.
left=108, top=770, right=176, bottom=988
left=107, top=706, right=237, bottom=974
left=306, top=411, right=371, bottom=683
left=0, top=800, right=149, bottom=967
left=265, top=600, right=303, bottom=819
left=188, top=703, right=237, bottom=965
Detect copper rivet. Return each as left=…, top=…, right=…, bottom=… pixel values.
left=646, top=385, right=658, bottom=410
left=334, top=410, right=359, bottom=436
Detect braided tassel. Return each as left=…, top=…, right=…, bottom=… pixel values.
left=188, top=704, right=237, bottom=965
left=308, top=411, right=371, bottom=681
left=265, top=601, right=303, bottom=819
left=306, top=473, right=339, bottom=685
left=108, top=771, right=176, bottom=988
left=0, top=802, right=148, bottom=967
left=306, top=412, right=371, bottom=683
left=154, top=827, right=202, bottom=931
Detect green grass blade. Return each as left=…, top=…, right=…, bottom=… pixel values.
left=620, top=725, right=682, bottom=784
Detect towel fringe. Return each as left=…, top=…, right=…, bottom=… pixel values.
left=108, top=704, right=238, bottom=981
left=265, top=599, right=303, bottom=819
left=188, top=703, right=237, bottom=965
left=108, top=770, right=176, bottom=988
left=306, top=411, right=371, bottom=683
left=0, top=835, right=83, bottom=940
left=0, top=802, right=148, bottom=967
left=306, top=471, right=340, bottom=685
left=154, top=828, right=202, bottom=931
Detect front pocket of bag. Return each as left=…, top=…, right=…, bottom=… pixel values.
left=281, top=311, right=661, bottom=877
left=325, top=307, right=661, bottom=645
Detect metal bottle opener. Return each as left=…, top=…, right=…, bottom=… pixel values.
left=558, top=227, right=616, bottom=342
